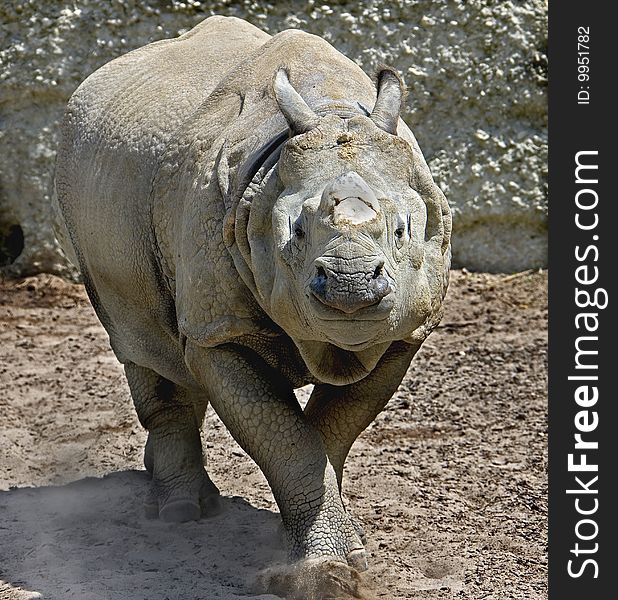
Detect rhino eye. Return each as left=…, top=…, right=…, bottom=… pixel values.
left=289, top=216, right=305, bottom=242
left=394, top=216, right=407, bottom=250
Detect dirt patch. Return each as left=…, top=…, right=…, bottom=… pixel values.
left=0, top=270, right=547, bottom=599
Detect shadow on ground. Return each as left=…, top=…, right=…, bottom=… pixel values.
left=0, top=471, right=284, bottom=600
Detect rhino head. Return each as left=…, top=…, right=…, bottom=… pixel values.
left=230, top=68, right=451, bottom=384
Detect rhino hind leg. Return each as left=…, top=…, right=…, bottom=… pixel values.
left=124, top=362, right=222, bottom=522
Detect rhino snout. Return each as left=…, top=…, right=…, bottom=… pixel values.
left=309, top=260, right=392, bottom=314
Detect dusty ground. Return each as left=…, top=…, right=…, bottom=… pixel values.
left=0, top=270, right=547, bottom=600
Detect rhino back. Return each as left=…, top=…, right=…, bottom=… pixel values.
left=54, top=16, right=269, bottom=384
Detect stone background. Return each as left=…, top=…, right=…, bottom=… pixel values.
left=0, top=0, right=547, bottom=276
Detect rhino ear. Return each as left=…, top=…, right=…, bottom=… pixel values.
left=370, top=67, right=405, bottom=135
left=273, top=69, right=319, bottom=135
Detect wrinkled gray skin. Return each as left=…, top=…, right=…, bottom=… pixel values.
left=54, top=16, right=451, bottom=571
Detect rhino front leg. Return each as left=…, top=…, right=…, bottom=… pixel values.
left=124, top=362, right=221, bottom=522
left=304, top=341, right=417, bottom=487
left=304, top=341, right=418, bottom=541
left=185, top=344, right=365, bottom=567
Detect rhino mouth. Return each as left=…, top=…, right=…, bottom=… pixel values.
left=326, top=338, right=380, bottom=352
left=319, top=322, right=386, bottom=350
left=308, top=292, right=394, bottom=321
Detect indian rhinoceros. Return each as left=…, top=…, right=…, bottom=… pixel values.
left=54, top=15, right=451, bottom=577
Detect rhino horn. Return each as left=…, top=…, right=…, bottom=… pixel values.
left=273, top=69, right=319, bottom=135
left=370, top=68, right=405, bottom=135
left=319, top=171, right=381, bottom=225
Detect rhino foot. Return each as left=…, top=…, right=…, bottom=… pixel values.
left=159, top=498, right=202, bottom=522
left=349, top=512, right=367, bottom=545
left=253, top=557, right=376, bottom=600
left=144, top=471, right=222, bottom=522
left=346, top=548, right=368, bottom=572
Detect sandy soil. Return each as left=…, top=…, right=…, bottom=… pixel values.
left=0, top=270, right=547, bottom=600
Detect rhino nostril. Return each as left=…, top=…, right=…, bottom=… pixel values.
left=371, top=275, right=391, bottom=300
left=310, top=266, right=329, bottom=299
left=372, top=262, right=384, bottom=279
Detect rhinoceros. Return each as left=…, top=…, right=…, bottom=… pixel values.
left=54, top=15, right=451, bottom=576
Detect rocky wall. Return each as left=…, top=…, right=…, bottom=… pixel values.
left=0, top=0, right=547, bottom=275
